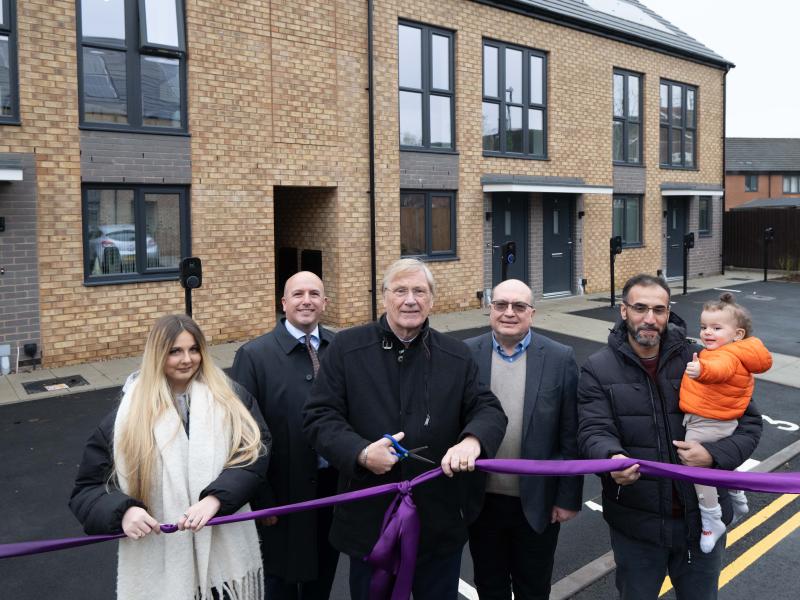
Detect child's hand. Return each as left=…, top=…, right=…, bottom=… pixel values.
left=685, top=352, right=701, bottom=379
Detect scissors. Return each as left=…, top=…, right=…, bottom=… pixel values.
left=383, top=434, right=436, bottom=465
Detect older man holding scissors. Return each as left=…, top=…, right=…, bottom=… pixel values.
left=303, top=258, right=507, bottom=600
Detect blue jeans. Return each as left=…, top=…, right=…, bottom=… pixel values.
left=610, top=523, right=725, bottom=600
left=349, top=548, right=462, bottom=600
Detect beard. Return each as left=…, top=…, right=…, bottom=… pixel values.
left=626, top=320, right=663, bottom=348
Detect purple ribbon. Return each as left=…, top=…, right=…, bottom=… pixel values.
left=4, top=457, right=800, bottom=599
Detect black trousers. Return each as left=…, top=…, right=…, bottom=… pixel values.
left=264, top=467, right=340, bottom=600
left=468, top=493, right=560, bottom=600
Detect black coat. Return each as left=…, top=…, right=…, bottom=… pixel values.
left=69, top=384, right=271, bottom=535
left=302, top=316, right=508, bottom=561
left=577, top=313, right=762, bottom=547
left=464, top=331, right=583, bottom=533
left=230, top=320, right=336, bottom=582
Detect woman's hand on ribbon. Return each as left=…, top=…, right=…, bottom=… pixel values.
left=441, top=435, right=481, bottom=477
left=362, top=431, right=404, bottom=475
left=609, top=453, right=640, bottom=486
left=121, top=506, right=161, bottom=540
left=178, top=495, right=221, bottom=532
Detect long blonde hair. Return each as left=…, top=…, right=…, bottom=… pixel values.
left=116, top=314, right=262, bottom=507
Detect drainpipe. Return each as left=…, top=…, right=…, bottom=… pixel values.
left=721, top=65, right=729, bottom=275
left=367, top=0, right=378, bottom=320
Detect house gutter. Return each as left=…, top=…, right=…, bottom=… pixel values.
left=721, top=65, right=729, bottom=275
left=367, top=0, right=378, bottom=320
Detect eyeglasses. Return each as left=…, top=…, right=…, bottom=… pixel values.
left=388, top=287, right=430, bottom=299
left=624, top=302, right=669, bottom=316
left=491, top=300, right=533, bottom=314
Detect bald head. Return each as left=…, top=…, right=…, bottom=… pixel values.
left=282, top=271, right=328, bottom=333
left=492, top=279, right=534, bottom=306
left=490, top=279, right=535, bottom=351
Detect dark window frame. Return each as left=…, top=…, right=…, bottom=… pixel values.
left=76, top=0, right=188, bottom=134
left=783, top=175, right=800, bottom=194
left=612, top=68, right=643, bottom=165
left=659, top=79, right=697, bottom=169
left=397, top=20, right=455, bottom=152
left=82, top=183, right=191, bottom=285
left=400, top=189, right=457, bottom=259
left=612, top=194, right=643, bottom=247
left=744, top=174, right=758, bottom=192
left=482, top=38, right=547, bottom=159
left=698, top=196, right=711, bottom=234
left=0, top=0, right=19, bottom=124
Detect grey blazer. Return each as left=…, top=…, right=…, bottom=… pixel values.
left=464, top=330, right=583, bottom=533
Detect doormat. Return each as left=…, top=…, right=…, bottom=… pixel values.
left=22, top=375, right=90, bottom=394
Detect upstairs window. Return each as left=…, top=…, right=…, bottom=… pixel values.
left=78, top=0, right=186, bottom=132
left=482, top=39, right=547, bottom=158
left=0, top=0, right=18, bottom=123
left=660, top=80, right=697, bottom=168
left=613, top=70, right=642, bottom=164
left=398, top=22, right=454, bottom=151
left=744, top=175, right=758, bottom=192
left=784, top=175, right=800, bottom=194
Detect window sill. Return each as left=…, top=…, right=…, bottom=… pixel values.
left=79, top=124, right=190, bottom=137
left=483, top=152, right=548, bottom=161
left=698, top=231, right=712, bottom=238
left=658, top=164, right=699, bottom=171
left=621, top=243, right=644, bottom=249
left=613, top=161, right=645, bottom=168
left=400, top=147, right=459, bottom=155
left=0, top=119, right=22, bottom=126
left=401, top=254, right=460, bottom=263
left=83, top=272, right=180, bottom=286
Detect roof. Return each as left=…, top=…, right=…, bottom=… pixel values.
left=731, top=197, right=800, bottom=210
left=483, top=0, right=731, bottom=67
left=725, top=138, right=800, bottom=172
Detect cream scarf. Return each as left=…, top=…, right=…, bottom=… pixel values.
left=114, top=378, right=263, bottom=600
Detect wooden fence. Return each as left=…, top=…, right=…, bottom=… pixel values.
left=723, top=209, right=800, bottom=270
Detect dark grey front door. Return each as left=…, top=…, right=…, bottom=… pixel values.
left=666, top=197, right=687, bottom=277
left=492, top=193, right=528, bottom=287
left=542, top=195, right=573, bottom=294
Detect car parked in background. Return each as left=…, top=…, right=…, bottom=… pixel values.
left=87, top=225, right=159, bottom=274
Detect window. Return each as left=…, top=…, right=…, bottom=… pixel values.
left=783, top=175, right=800, bottom=194
left=78, top=0, right=186, bottom=131
left=400, top=190, right=456, bottom=258
left=698, top=197, right=710, bottom=233
left=744, top=175, right=758, bottom=192
left=482, top=40, right=546, bottom=157
left=612, top=195, right=642, bottom=246
left=0, top=0, right=18, bottom=123
left=659, top=80, right=697, bottom=168
left=82, top=185, right=190, bottom=283
left=613, top=70, right=642, bottom=164
left=398, top=22, right=454, bottom=151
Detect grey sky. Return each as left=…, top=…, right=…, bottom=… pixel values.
left=643, top=0, right=799, bottom=138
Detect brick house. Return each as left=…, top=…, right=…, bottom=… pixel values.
left=0, top=0, right=730, bottom=368
left=725, top=138, right=800, bottom=210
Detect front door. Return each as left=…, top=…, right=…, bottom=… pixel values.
left=542, top=195, right=573, bottom=295
left=666, top=197, right=687, bottom=278
left=491, top=193, right=528, bottom=287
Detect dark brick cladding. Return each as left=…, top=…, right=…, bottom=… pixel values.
left=0, top=154, right=41, bottom=352
left=399, top=151, right=459, bottom=190
left=80, top=131, right=192, bottom=184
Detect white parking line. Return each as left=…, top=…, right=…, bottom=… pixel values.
left=737, top=458, right=761, bottom=472
left=585, top=500, right=603, bottom=512
left=713, top=287, right=743, bottom=293
left=458, top=578, right=479, bottom=600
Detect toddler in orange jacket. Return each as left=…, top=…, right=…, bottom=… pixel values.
left=679, top=292, right=772, bottom=553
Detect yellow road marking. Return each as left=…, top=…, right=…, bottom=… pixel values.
left=659, top=494, right=800, bottom=596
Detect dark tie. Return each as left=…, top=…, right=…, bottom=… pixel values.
left=305, top=335, right=320, bottom=376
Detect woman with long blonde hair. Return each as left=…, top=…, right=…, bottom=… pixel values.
left=70, top=314, right=271, bottom=600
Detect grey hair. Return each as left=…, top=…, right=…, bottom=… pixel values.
left=382, top=258, right=436, bottom=297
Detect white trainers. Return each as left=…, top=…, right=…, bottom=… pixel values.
left=730, top=490, right=749, bottom=523
left=699, top=504, right=726, bottom=553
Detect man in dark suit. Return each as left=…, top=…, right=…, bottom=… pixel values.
left=231, top=271, right=338, bottom=600
left=465, top=278, right=583, bottom=600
